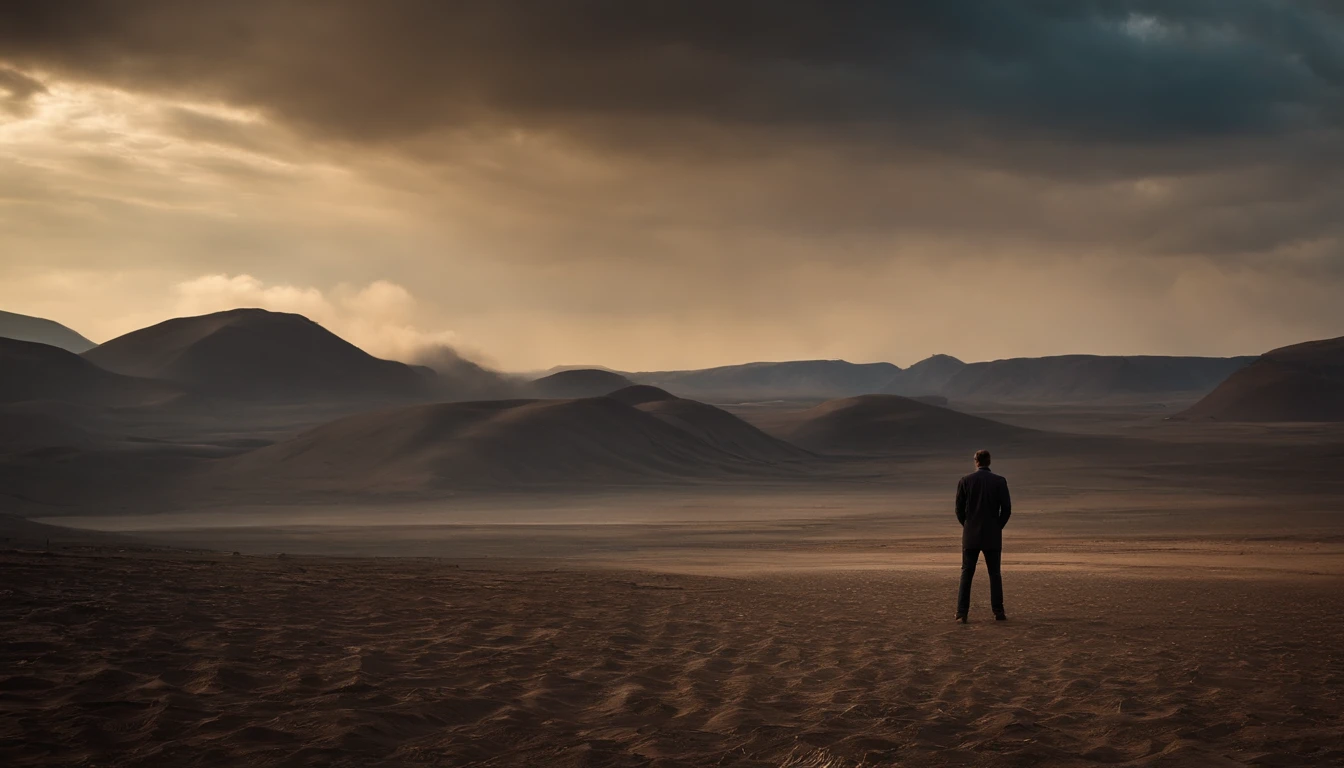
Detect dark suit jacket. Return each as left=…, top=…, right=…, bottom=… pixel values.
left=956, top=467, right=1012, bottom=550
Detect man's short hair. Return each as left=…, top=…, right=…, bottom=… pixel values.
left=974, top=449, right=991, bottom=467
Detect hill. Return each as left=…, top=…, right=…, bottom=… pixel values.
left=754, top=394, right=1029, bottom=454
left=0, top=310, right=95, bottom=353
left=529, top=369, right=634, bottom=398
left=83, top=308, right=432, bottom=401
left=607, top=385, right=809, bottom=462
left=633, top=360, right=901, bottom=401
left=1182, top=336, right=1344, bottom=421
left=210, top=395, right=800, bottom=494
left=0, top=338, right=179, bottom=407
left=919, top=355, right=1253, bottom=403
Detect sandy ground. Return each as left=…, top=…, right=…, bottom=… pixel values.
left=2, top=544, right=1341, bottom=767
left=4, top=412, right=1342, bottom=765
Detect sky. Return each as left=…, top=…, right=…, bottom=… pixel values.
left=1, top=1, right=1342, bottom=371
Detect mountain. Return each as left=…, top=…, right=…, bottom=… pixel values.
left=883, top=355, right=965, bottom=396
left=1182, top=336, right=1344, bottom=421
left=633, top=360, right=901, bottom=401
left=607, top=385, right=809, bottom=462
left=529, top=369, right=634, bottom=398
left=0, top=310, right=95, bottom=353
left=210, top=395, right=800, bottom=494
left=898, top=355, right=1253, bottom=404
left=0, top=337, right=179, bottom=407
left=83, top=308, right=432, bottom=401
left=754, top=394, right=1029, bottom=454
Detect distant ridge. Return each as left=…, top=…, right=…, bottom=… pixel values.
left=83, top=308, right=431, bottom=401
left=885, top=354, right=1252, bottom=403
left=632, top=360, right=901, bottom=400
left=884, top=355, right=965, bottom=397
left=0, top=310, right=95, bottom=353
left=544, top=353, right=1250, bottom=404
left=754, top=394, right=1028, bottom=454
left=1183, top=336, right=1344, bottom=421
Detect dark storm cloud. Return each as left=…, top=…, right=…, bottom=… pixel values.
left=1, top=0, right=1340, bottom=151
left=4, top=0, right=1344, bottom=366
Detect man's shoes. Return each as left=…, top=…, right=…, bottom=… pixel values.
left=994, top=611, right=1008, bottom=621
left=955, top=614, right=968, bottom=624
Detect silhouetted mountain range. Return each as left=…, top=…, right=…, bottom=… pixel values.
left=0, top=306, right=1308, bottom=416
left=5, top=304, right=1337, bottom=513
left=584, top=354, right=1253, bottom=404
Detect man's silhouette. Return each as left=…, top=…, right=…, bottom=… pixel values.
left=955, top=449, right=1011, bottom=623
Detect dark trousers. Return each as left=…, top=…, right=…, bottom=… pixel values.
left=956, top=548, right=1003, bottom=616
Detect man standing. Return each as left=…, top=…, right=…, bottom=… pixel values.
left=955, top=449, right=1012, bottom=623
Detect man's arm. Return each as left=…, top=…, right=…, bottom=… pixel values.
left=955, top=478, right=967, bottom=526
left=998, top=478, right=1012, bottom=529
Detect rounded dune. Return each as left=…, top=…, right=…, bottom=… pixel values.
left=212, top=396, right=797, bottom=494
left=762, top=394, right=1029, bottom=454
left=629, top=395, right=811, bottom=463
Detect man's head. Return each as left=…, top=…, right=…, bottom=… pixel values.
left=974, top=449, right=991, bottom=468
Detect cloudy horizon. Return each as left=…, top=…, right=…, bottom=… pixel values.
left=2, top=1, right=1342, bottom=370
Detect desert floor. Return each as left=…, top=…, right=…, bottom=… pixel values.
left=3, top=528, right=1342, bottom=767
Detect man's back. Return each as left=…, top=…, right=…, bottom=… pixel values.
left=956, top=467, right=1012, bottom=550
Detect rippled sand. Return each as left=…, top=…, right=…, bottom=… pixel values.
left=3, top=549, right=1341, bottom=767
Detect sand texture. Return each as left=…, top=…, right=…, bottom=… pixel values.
left=2, top=550, right=1341, bottom=767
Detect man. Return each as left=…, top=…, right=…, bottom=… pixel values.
left=955, top=449, right=1012, bottom=623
